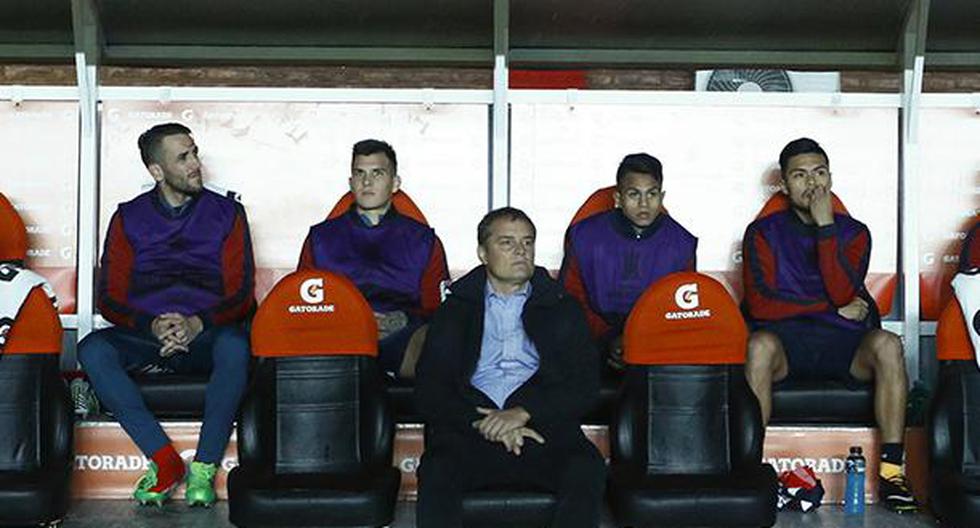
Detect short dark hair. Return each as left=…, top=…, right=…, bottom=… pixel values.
left=477, top=207, right=536, bottom=247
left=779, top=137, right=829, bottom=177
left=138, top=123, right=192, bottom=167
left=616, top=153, right=663, bottom=187
left=352, top=139, right=397, bottom=175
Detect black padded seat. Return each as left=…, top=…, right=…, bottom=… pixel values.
left=770, top=380, right=874, bottom=424
left=384, top=377, right=419, bottom=423
left=0, top=354, right=73, bottom=526
left=461, top=489, right=557, bottom=527
left=228, top=356, right=400, bottom=527
left=929, top=361, right=980, bottom=528
left=609, top=466, right=778, bottom=525
left=229, top=468, right=400, bottom=527
left=608, top=365, right=778, bottom=528
left=132, top=373, right=209, bottom=418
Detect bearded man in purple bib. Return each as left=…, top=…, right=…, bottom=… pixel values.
left=742, top=137, right=917, bottom=513
left=298, top=139, right=449, bottom=379
left=78, top=123, right=255, bottom=507
left=560, top=153, right=697, bottom=372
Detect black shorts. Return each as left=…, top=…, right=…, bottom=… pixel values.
left=763, top=319, right=869, bottom=385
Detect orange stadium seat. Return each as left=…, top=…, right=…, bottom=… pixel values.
left=567, top=185, right=616, bottom=227
left=609, top=272, right=777, bottom=527
left=327, top=189, right=429, bottom=225
left=0, top=191, right=72, bottom=526
left=0, top=192, right=28, bottom=263
left=228, top=270, right=399, bottom=527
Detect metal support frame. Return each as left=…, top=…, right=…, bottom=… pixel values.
left=104, top=45, right=491, bottom=65
left=0, top=86, right=78, bottom=101
left=509, top=49, right=899, bottom=69
left=508, top=90, right=900, bottom=108
left=71, top=0, right=102, bottom=342
left=0, top=44, right=74, bottom=61
left=97, top=86, right=492, bottom=104
left=899, top=0, right=930, bottom=382
left=490, top=0, right=510, bottom=210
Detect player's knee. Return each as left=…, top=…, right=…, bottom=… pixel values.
left=867, top=330, right=905, bottom=370
left=746, top=331, right=783, bottom=372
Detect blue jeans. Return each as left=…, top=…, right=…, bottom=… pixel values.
left=77, top=324, right=250, bottom=464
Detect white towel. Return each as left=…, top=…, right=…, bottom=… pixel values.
left=951, top=268, right=980, bottom=369
left=0, top=263, right=58, bottom=351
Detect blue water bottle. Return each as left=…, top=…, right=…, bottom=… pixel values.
left=844, top=446, right=866, bottom=514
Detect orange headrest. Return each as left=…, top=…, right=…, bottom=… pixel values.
left=327, top=190, right=429, bottom=225
left=4, top=286, right=63, bottom=355
left=0, top=193, right=28, bottom=262
left=251, top=270, right=378, bottom=357
left=936, top=300, right=974, bottom=361
left=755, top=191, right=849, bottom=220
left=568, top=186, right=617, bottom=226
left=624, top=272, right=747, bottom=365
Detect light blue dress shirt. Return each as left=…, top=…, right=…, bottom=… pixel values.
left=470, top=281, right=541, bottom=409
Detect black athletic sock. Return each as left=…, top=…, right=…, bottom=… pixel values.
left=880, top=443, right=904, bottom=466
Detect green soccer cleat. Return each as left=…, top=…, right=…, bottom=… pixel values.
left=185, top=461, right=218, bottom=507
left=133, top=462, right=181, bottom=507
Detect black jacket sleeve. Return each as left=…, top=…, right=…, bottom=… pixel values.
left=414, top=300, right=483, bottom=435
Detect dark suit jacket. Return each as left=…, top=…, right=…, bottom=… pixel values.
left=415, top=265, right=599, bottom=440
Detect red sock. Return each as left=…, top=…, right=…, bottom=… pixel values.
left=149, top=444, right=186, bottom=493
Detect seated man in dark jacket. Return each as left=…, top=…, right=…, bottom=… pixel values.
left=415, top=207, right=605, bottom=528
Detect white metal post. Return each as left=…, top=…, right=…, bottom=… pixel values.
left=490, top=0, right=510, bottom=210
left=899, top=0, right=928, bottom=381
left=75, top=52, right=99, bottom=341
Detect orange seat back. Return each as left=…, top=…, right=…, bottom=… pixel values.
left=4, top=286, right=62, bottom=355
left=251, top=270, right=377, bottom=357
left=624, top=272, right=747, bottom=365
left=327, top=190, right=429, bottom=225
left=567, top=185, right=672, bottom=228
left=755, top=191, right=849, bottom=220
left=568, top=186, right=617, bottom=226
left=936, top=300, right=974, bottom=361
left=0, top=192, right=28, bottom=263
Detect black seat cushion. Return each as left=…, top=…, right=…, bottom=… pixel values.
left=133, top=373, right=209, bottom=418
left=608, top=465, right=778, bottom=527
left=609, top=365, right=777, bottom=527
left=0, top=354, right=72, bottom=525
left=771, top=380, right=874, bottom=424
left=384, top=378, right=419, bottom=423
left=929, top=361, right=980, bottom=527
left=931, top=471, right=980, bottom=528
left=0, top=469, right=73, bottom=525
left=227, top=467, right=400, bottom=527
left=462, top=489, right=557, bottom=528
left=229, top=356, right=398, bottom=527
